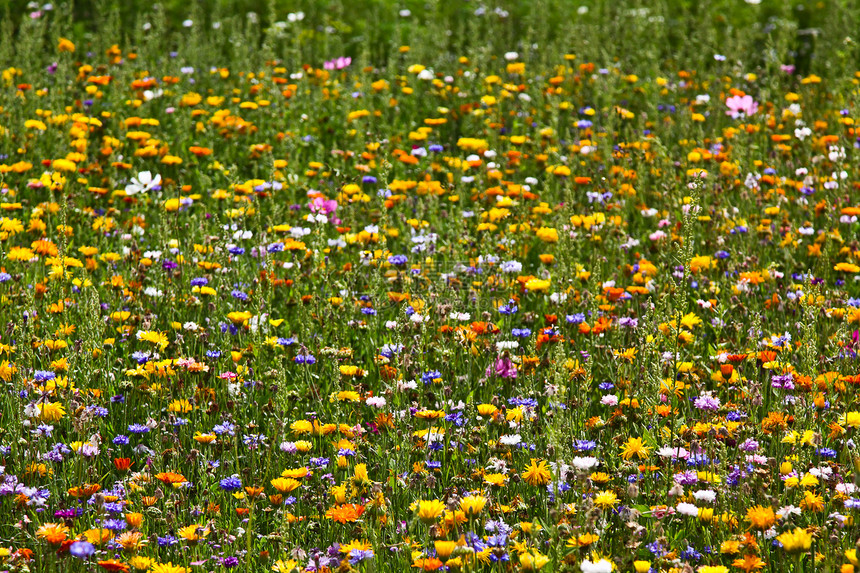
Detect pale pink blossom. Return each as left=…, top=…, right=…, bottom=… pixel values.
left=725, top=94, right=759, bottom=119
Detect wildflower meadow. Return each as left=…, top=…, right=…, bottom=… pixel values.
left=3, top=0, right=860, bottom=572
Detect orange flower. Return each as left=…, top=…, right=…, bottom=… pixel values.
left=154, top=472, right=187, bottom=485
left=733, top=554, right=766, bottom=572
left=746, top=505, right=776, bottom=531
left=114, top=458, right=132, bottom=471
left=413, top=557, right=445, bottom=570
left=68, top=483, right=101, bottom=498
left=115, top=531, right=145, bottom=551
left=97, top=559, right=130, bottom=572
left=35, top=522, right=69, bottom=544
left=325, top=503, right=366, bottom=524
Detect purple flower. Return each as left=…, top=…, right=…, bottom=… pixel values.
left=771, top=373, right=795, bottom=390
left=219, top=476, right=242, bottom=491
left=739, top=439, right=759, bottom=452
left=693, top=394, right=720, bottom=410
left=70, top=541, right=95, bottom=559
left=486, top=356, right=517, bottom=379
left=349, top=549, right=374, bottom=565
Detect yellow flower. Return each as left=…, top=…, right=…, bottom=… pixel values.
left=227, top=311, right=253, bottom=325
left=619, top=437, right=650, bottom=460
left=522, top=459, right=552, bottom=486
left=592, top=490, right=619, bottom=510
left=330, top=483, right=348, bottom=504
left=38, top=402, right=66, bottom=422
left=524, top=278, right=550, bottom=292
left=506, top=407, right=524, bottom=423
left=57, top=38, right=75, bottom=52
left=634, top=561, right=651, bottom=573
left=746, top=505, right=776, bottom=530
left=535, top=227, right=559, bottom=243
left=519, top=551, right=550, bottom=571
left=271, top=478, right=301, bottom=493
left=151, top=563, right=188, bottom=573
left=840, top=412, right=860, bottom=428
left=272, top=559, right=299, bottom=572
left=136, top=330, right=169, bottom=349
left=416, top=499, right=445, bottom=524
left=799, top=490, right=824, bottom=512
left=353, top=463, right=370, bottom=484
left=484, top=473, right=507, bottom=487
left=193, top=433, right=217, bottom=444
left=680, top=312, right=702, bottom=330
left=177, top=524, right=210, bottom=543
left=477, top=404, right=498, bottom=416
left=128, top=556, right=154, bottom=571
left=334, top=390, right=361, bottom=402
left=82, top=528, right=113, bottom=545
left=434, top=540, right=458, bottom=560
left=690, top=255, right=712, bottom=273
left=776, top=528, right=812, bottom=553
left=460, top=495, right=487, bottom=516
left=168, top=399, right=194, bottom=413
left=339, top=539, right=371, bottom=554
left=290, top=420, right=313, bottom=434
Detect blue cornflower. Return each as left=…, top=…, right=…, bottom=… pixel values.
left=213, top=422, right=236, bottom=436
left=815, top=447, right=837, bottom=458
left=101, top=519, right=126, bottom=531
left=219, top=476, right=242, bottom=491
left=69, top=541, right=95, bottom=559
left=349, top=549, right=374, bottom=565
left=422, top=370, right=442, bottom=384
left=574, top=440, right=597, bottom=452
left=33, top=370, right=55, bottom=382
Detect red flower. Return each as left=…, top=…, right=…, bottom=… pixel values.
left=113, top=458, right=132, bottom=471
left=97, top=560, right=129, bottom=572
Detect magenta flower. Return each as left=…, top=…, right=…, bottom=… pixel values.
left=725, top=95, right=758, bottom=119
left=486, top=356, right=517, bottom=379
left=324, top=57, right=352, bottom=71
left=309, top=196, right=338, bottom=215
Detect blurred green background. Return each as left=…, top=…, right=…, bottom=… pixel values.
left=0, top=0, right=856, bottom=77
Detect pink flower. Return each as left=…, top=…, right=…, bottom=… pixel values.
left=324, top=57, right=352, bottom=71
left=600, top=394, right=619, bottom=406
left=309, top=196, right=338, bottom=215
left=486, top=356, right=517, bottom=379
left=725, top=94, right=758, bottom=119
